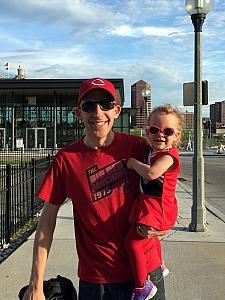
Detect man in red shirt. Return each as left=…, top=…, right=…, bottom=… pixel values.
left=23, top=78, right=166, bottom=300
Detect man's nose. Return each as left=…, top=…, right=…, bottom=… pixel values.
left=93, top=103, right=103, bottom=114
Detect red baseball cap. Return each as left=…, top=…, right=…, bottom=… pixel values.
left=78, top=77, right=117, bottom=104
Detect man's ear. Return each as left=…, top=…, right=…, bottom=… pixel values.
left=75, top=107, right=82, bottom=120
left=114, top=105, right=121, bottom=119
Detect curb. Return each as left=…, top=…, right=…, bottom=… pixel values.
left=177, top=180, right=225, bottom=224
left=179, top=153, right=225, bottom=157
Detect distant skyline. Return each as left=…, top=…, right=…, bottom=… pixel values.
left=1, top=0, right=225, bottom=116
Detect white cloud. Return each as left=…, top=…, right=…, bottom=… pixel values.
left=117, top=0, right=184, bottom=18
left=0, top=0, right=127, bottom=29
left=0, top=0, right=225, bottom=118
left=110, top=24, right=184, bottom=37
left=0, top=31, right=31, bottom=50
left=1, top=44, right=94, bottom=79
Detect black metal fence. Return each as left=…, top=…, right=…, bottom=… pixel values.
left=0, top=154, right=54, bottom=247
left=0, top=148, right=58, bottom=166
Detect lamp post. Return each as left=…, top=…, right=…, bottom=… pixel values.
left=206, top=118, right=212, bottom=148
left=141, top=88, right=151, bottom=117
left=185, top=0, right=212, bottom=232
left=209, top=118, right=212, bottom=145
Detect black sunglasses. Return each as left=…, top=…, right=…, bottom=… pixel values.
left=146, top=125, right=177, bottom=137
left=80, top=99, right=115, bottom=113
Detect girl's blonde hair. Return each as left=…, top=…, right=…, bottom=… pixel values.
left=147, top=104, right=183, bottom=146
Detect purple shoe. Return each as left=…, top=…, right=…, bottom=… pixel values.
left=131, top=280, right=157, bottom=300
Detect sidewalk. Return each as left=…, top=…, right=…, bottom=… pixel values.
left=161, top=182, right=225, bottom=300
left=1, top=182, right=225, bottom=300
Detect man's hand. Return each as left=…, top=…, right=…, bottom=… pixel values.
left=127, top=158, right=138, bottom=170
left=22, top=287, right=46, bottom=300
left=22, top=203, right=60, bottom=300
left=136, top=224, right=169, bottom=238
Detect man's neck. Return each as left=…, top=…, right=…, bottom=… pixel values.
left=83, top=131, right=115, bottom=149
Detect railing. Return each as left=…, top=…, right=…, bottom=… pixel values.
left=0, top=155, right=53, bottom=247
left=0, top=148, right=58, bottom=166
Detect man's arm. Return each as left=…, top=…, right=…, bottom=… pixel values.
left=23, top=202, right=60, bottom=300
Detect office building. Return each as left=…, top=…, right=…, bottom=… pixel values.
left=131, top=80, right=151, bottom=128
left=210, top=100, right=225, bottom=130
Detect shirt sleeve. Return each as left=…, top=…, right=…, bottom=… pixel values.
left=36, top=154, right=67, bottom=205
left=152, top=147, right=180, bottom=172
left=133, top=138, right=150, bottom=163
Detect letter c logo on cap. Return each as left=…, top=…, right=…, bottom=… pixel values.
left=91, top=78, right=105, bottom=86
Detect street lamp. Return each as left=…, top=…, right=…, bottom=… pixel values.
left=185, top=0, right=212, bottom=232
left=141, top=88, right=151, bottom=117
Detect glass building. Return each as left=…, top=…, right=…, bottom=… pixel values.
left=0, top=77, right=134, bottom=150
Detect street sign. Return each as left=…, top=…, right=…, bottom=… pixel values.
left=183, top=80, right=208, bottom=106
left=16, top=138, right=24, bottom=149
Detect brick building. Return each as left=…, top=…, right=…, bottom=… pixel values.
left=181, top=110, right=194, bottom=129
left=210, top=100, right=225, bottom=131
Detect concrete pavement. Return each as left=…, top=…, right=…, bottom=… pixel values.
left=0, top=181, right=225, bottom=300
left=161, top=182, right=225, bottom=300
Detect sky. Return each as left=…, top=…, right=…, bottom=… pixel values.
left=0, top=0, right=224, bottom=117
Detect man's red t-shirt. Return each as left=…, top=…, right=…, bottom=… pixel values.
left=37, top=132, right=161, bottom=283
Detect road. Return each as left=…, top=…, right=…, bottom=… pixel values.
left=179, top=153, right=225, bottom=217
